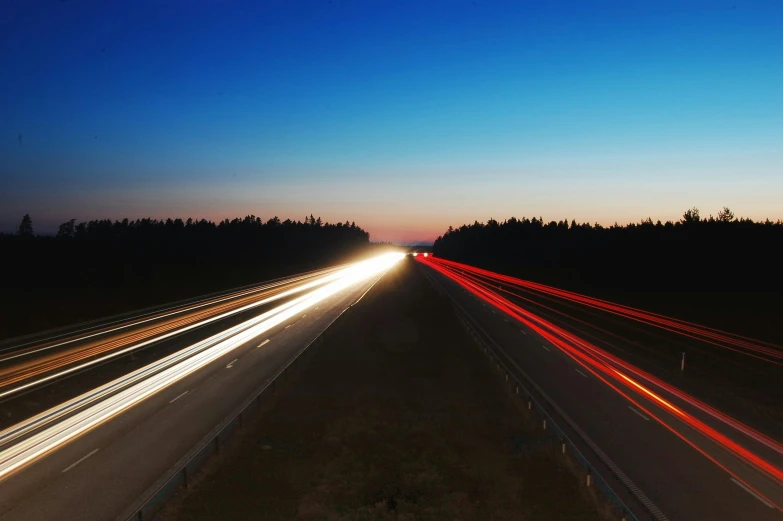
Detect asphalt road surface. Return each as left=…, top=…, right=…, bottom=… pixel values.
left=422, top=261, right=783, bottom=521
left=2, top=251, right=779, bottom=521
left=0, top=258, right=395, bottom=521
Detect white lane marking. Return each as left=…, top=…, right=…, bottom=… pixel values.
left=520, top=330, right=526, bottom=335
left=482, top=303, right=486, bottom=307
left=491, top=310, right=496, bottom=314
left=353, top=268, right=389, bottom=305
left=169, top=391, right=189, bottom=404
left=62, top=449, right=99, bottom=473
left=628, top=406, right=650, bottom=421
left=285, top=324, right=291, bottom=329
left=315, top=306, right=319, bottom=310
left=302, top=314, right=307, bottom=318
left=256, top=339, right=270, bottom=348
left=574, top=368, right=589, bottom=378
left=730, top=477, right=774, bottom=508
left=541, top=345, right=550, bottom=352
left=504, top=319, right=509, bottom=323
left=226, top=359, right=238, bottom=368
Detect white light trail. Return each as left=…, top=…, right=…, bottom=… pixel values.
left=0, top=267, right=348, bottom=400
left=0, top=253, right=403, bottom=480
left=0, top=266, right=344, bottom=361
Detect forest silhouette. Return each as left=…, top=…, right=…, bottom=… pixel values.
left=0, top=214, right=372, bottom=340
left=433, top=208, right=783, bottom=342
left=3, top=208, right=782, bottom=342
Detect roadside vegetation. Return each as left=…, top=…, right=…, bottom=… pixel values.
left=433, top=207, right=783, bottom=343
left=0, top=214, right=374, bottom=340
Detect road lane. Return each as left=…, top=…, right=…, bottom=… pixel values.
left=0, top=266, right=345, bottom=402
left=0, top=265, right=348, bottom=357
left=425, top=264, right=783, bottom=521
left=0, top=254, right=402, bottom=521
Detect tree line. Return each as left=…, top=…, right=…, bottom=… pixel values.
left=1, top=213, right=372, bottom=340
left=433, top=207, right=783, bottom=336
left=8, top=213, right=368, bottom=242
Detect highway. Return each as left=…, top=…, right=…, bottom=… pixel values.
left=1, top=249, right=780, bottom=521
left=419, top=255, right=783, bottom=521
left=0, top=253, right=403, bottom=521
left=0, top=264, right=347, bottom=404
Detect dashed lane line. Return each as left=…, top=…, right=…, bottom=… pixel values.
left=628, top=406, right=650, bottom=421
left=62, top=449, right=99, bottom=473
left=169, top=391, right=189, bottom=404
left=730, top=478, right=774, bottom=508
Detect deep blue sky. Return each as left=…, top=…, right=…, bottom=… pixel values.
left=1, top=0, right=781, bottom=242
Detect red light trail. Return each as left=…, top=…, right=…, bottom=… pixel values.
left=417, top=254, right=783, bottom=511
left=429, top=257, right=783, bottom=364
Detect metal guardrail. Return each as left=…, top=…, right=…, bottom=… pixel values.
left=421, top=267, right=650, bottom=521
left=116, top=306, right=352, bottom=521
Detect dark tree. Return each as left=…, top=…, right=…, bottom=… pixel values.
left=17, top=214, right=33, bottom=237
left=682, top=207, right=700, bottom=224
left=57, top=219, right=76, bottom=238
left=717, top=207, right=735, bottom=223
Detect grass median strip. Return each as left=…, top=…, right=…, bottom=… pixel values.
left=164, top=260, right=601, bottom=521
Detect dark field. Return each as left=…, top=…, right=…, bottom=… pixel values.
left=163, top=259, right=602, bottom=520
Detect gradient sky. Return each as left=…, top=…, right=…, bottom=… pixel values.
left=1, top=0, right=781, bottom=243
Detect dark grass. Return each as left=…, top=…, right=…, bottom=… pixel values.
left=163, top=260, right=601, bottom=521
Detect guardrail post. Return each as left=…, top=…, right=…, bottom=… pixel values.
left=561, top=441, right=566, bottom=454
left=528, top=400, right=532, bottom=410
left=542, top=419, right=546, bottom=430
left=586, top=472, right=592, bottom=487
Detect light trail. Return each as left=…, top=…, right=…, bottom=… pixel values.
left=425, top=256, right=783, bottom=458
left=0, top=266, right=344, bottom=360
left=433, top=262, right=783, bottom=459
left=0, top=253, right=404, bottom=479
left=428, top=257, right=783, bottom=363
left=0, top=267, right=346, bottom=400
left=418, top=255, right=783, bottom=510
